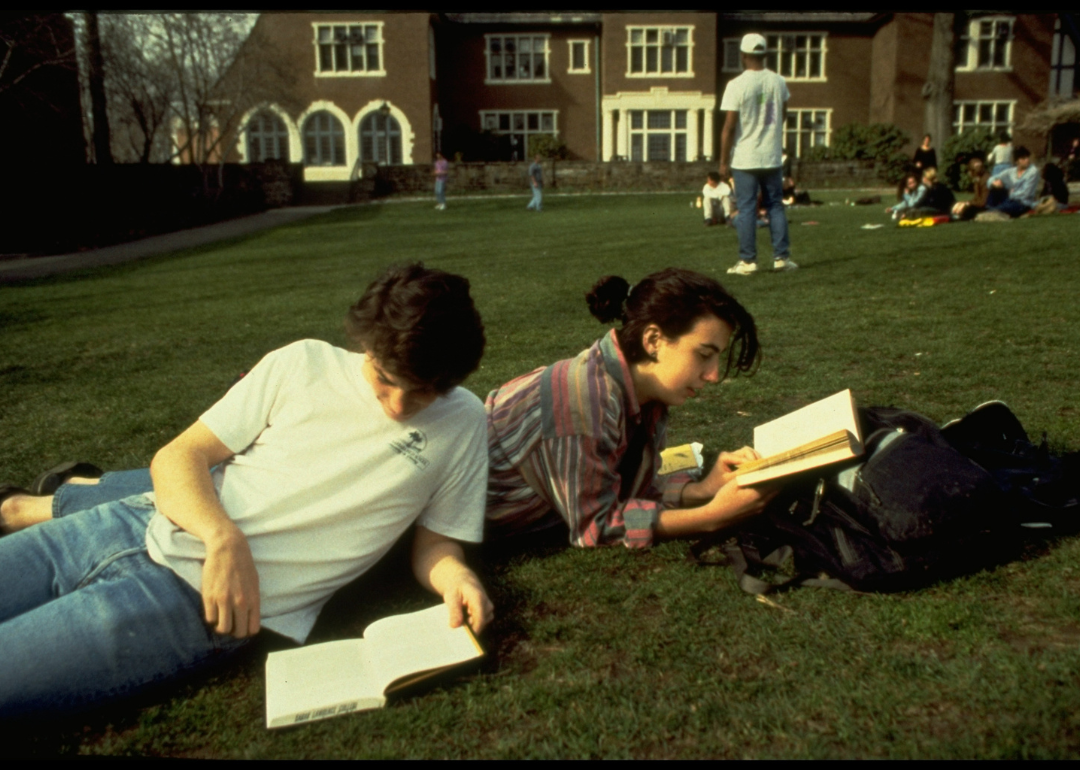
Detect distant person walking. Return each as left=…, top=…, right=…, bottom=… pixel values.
left=526, top=154, right=544, bottom=212
left=719, top=33, right=797, bottom=275
left=433, top=152, right=449, bottom=210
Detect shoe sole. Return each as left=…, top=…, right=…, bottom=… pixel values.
left=30, top=461, right=104, bottom=496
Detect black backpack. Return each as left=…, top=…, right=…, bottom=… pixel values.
left=696, top=403, right=1078, bottom=594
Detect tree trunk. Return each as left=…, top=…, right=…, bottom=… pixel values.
left=922, top=13, right=956, bottom=152
left=85, top=12, right=113, bottom=165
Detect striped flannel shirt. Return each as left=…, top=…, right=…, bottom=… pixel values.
left=485, top=329, right=691, bottom=549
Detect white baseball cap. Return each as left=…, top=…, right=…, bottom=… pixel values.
left=740, top=33, right=767, bottom=54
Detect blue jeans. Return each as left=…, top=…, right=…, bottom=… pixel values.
left=0, top=471, right=249, bottom=718
left=435, top=178, right=446, bottom=206
left=526, top=184, right=543, bottom=211
left=986, top=187, right=1030, bottom=218
left=732, top=167, right=790, bottom=263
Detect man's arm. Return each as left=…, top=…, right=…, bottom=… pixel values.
left=655, top=477, right=776, bottom=539
left=411, top=525, right=493, bottom=634
left=719, top=110, right=738, bottom=179
left=150, top=420, right=261, bottom=639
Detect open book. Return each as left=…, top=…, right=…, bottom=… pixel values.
left=265, top=604, right=484, bottom=729
left=735, top=389, right=864, bottom=487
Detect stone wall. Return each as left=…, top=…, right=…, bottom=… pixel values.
left=361, top=158, right=891, bottom=198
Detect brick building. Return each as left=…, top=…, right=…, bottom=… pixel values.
left=218, top=11, right=1078, bottom=181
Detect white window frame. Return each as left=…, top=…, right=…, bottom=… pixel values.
left=1050, top=17, right=1077, bottom=98
left=627, top=109, right=690, bottom=162
left=568, top=39, right=591, bottom=74
left=957, top=15, right=1014, bottom=72
left=626, top=26, right=695, bottom=78
left=763, top=33, right=827, bottom=82
left=952, top=100, right=1015, bottom=136
left=484, top=34, right=552, bottom=85
left=784, top=108, right=832, bottom=158
left=480, top=110, right=559, bottom=151
left=313, top=22, right=386, bottom=78
left=722, top=38, right=743, bottom=73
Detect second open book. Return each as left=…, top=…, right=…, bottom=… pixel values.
left=734, top=389, right=864, bottom=486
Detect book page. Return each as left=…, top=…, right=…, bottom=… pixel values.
left=265, top=639, right=385, bottom=727
left=753, top=390, right=861, bottom=457
left=363, top=604, right=484, bottom=693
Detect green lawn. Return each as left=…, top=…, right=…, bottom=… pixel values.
left=2, top=191, right=1079, bottom=758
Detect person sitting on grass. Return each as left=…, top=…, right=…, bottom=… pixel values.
left=484, top=267, right=776, bottom=549
left=885, top=173, right=927, bottom=220
left=1041, top=162, right=1070, bottom=211
left=951, top=157, right=991, bottom=221
left=702, top=171, right=734, bottom=226
left=0, top=263, right=494, bottom=719
left=905, top=167, right=955, bottom=218
left=985, top=146, right=1041, bottom=218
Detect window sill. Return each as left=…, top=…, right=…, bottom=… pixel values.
left=625, top=72, right=696, bottom=79
left=314, top=70, right=388, bottom=78
left=567, top=69, right=592, bottom=75
left=485, top=78, right=553, bottom=86
left=956, top=66, right=1014, bottom=74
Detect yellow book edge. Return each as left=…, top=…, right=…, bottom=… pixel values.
left=734, top=429, right=862, bottom=486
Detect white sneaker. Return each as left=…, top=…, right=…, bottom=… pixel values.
left=774, top=257, right=799, bottom=271
left=726, top=260, right=758, bottom=276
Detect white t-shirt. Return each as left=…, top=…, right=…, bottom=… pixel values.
left=720, top=68, right=791, bottom=170
left=702, top=180, right=732, bottom=201
left=145, top=339, right=488, bottom=643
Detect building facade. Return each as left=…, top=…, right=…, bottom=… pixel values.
left=220, top=11, right=1078, bottom=180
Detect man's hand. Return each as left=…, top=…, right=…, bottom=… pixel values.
left=412, top=526, right=494, bottom=634
left=703, top=477, right=777, bottom=527
left=440, top=569, right=494, bottom=634
left=719, top=162, right=730, bottom=181
left=201, top=526, right=261, bottom=638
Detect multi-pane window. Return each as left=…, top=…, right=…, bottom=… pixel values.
left=314, top=23, right=383, bottom=75
left=1050, top=17, right=1077, bottom=98
left=628, top=110, right=688, bottom=161
left=246, top=111, right=290, bottom=163
left=952, top=101, right=1013, bottom=136
left=627, top=27, right=692, bottom=76
left=764, top=34, right=826, bottom=80
left=486, top=35, right=550, bottom=82
left=722, top=38, right=743, bottom=72
left=568, top=39, right=590, bottom=73
left=481, top=110, right=557, bottom=157
left=958, top=16, right=1013, bottom=71
left=302, top=111, right=346, bottom=167
left=784, top=109, right=830, bottom=158
left=359, top=112, right=402, bottom=165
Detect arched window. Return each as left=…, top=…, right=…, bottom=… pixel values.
left=246, top=111, right=290, bottom=163
left=359, top=111, right=402, bottom=165
left=302, top=111, right=346, bottom=166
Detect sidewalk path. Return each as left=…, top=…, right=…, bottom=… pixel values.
left=0, top=205, right=346, bottom=283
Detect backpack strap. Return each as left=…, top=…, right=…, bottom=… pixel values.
left=688, top=533, right=858, bottom=594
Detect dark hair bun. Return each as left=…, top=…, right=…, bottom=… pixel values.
left=586, top=275, right=630, bottom=324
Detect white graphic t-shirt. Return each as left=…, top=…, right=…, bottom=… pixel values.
left=720, top=68, right=791, bottom=170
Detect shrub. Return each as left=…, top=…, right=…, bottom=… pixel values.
left=529, top=134, right=569, bottom=160
left=941, top=129, right=997, bottom=191
left=799, top=122, right=912, bottom=184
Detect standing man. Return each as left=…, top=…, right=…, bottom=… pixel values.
left=719, top=33, right=798, bottom=275
left=526, top=154, right=544, bottom=212
left=433, top=152, right=449, bottom=210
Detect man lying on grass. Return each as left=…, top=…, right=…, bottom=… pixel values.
left=485, top=267, right=776, bottom=548
left=0, top=263, right=493, bottom=718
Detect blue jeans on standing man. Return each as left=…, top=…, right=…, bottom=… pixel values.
left=0, top=470, right=250, bottom=718
left=732, top=167, right=791, bottom=264
left=526, top=184, right=543, bottom=211
left=435, top=177, right=447, bottom=207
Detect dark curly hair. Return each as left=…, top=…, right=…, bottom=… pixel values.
left=345, top=263, right=485, bottom=393
left=585, top=267, right=760, bottom=377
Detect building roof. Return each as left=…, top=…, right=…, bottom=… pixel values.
left=718, top=12, right=885, bottom=24
left=443, top=13, right=601, bottom=25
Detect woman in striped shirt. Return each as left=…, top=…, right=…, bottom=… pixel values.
left=485, top=268, right=775, bottom=549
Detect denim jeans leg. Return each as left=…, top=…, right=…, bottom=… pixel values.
left=435, top=178, right=446, bottom=206
left=52, top=468, right=154, bottom=518
left=760, top=169, right=791, bottom=259
left=0, top=495, right=250, bottom=717
left=732, top=168, right=760, bottom=263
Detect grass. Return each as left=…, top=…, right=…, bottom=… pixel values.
left=2, top=190, right=1079, bottom=758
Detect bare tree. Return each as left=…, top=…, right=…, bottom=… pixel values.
left=98, top=14, right=175, bottom=163
left=84, top=11, right=113, bottom=164
left=0, top=12, right=77, bottom=99
left=921, top=13, right=957, bottom=151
